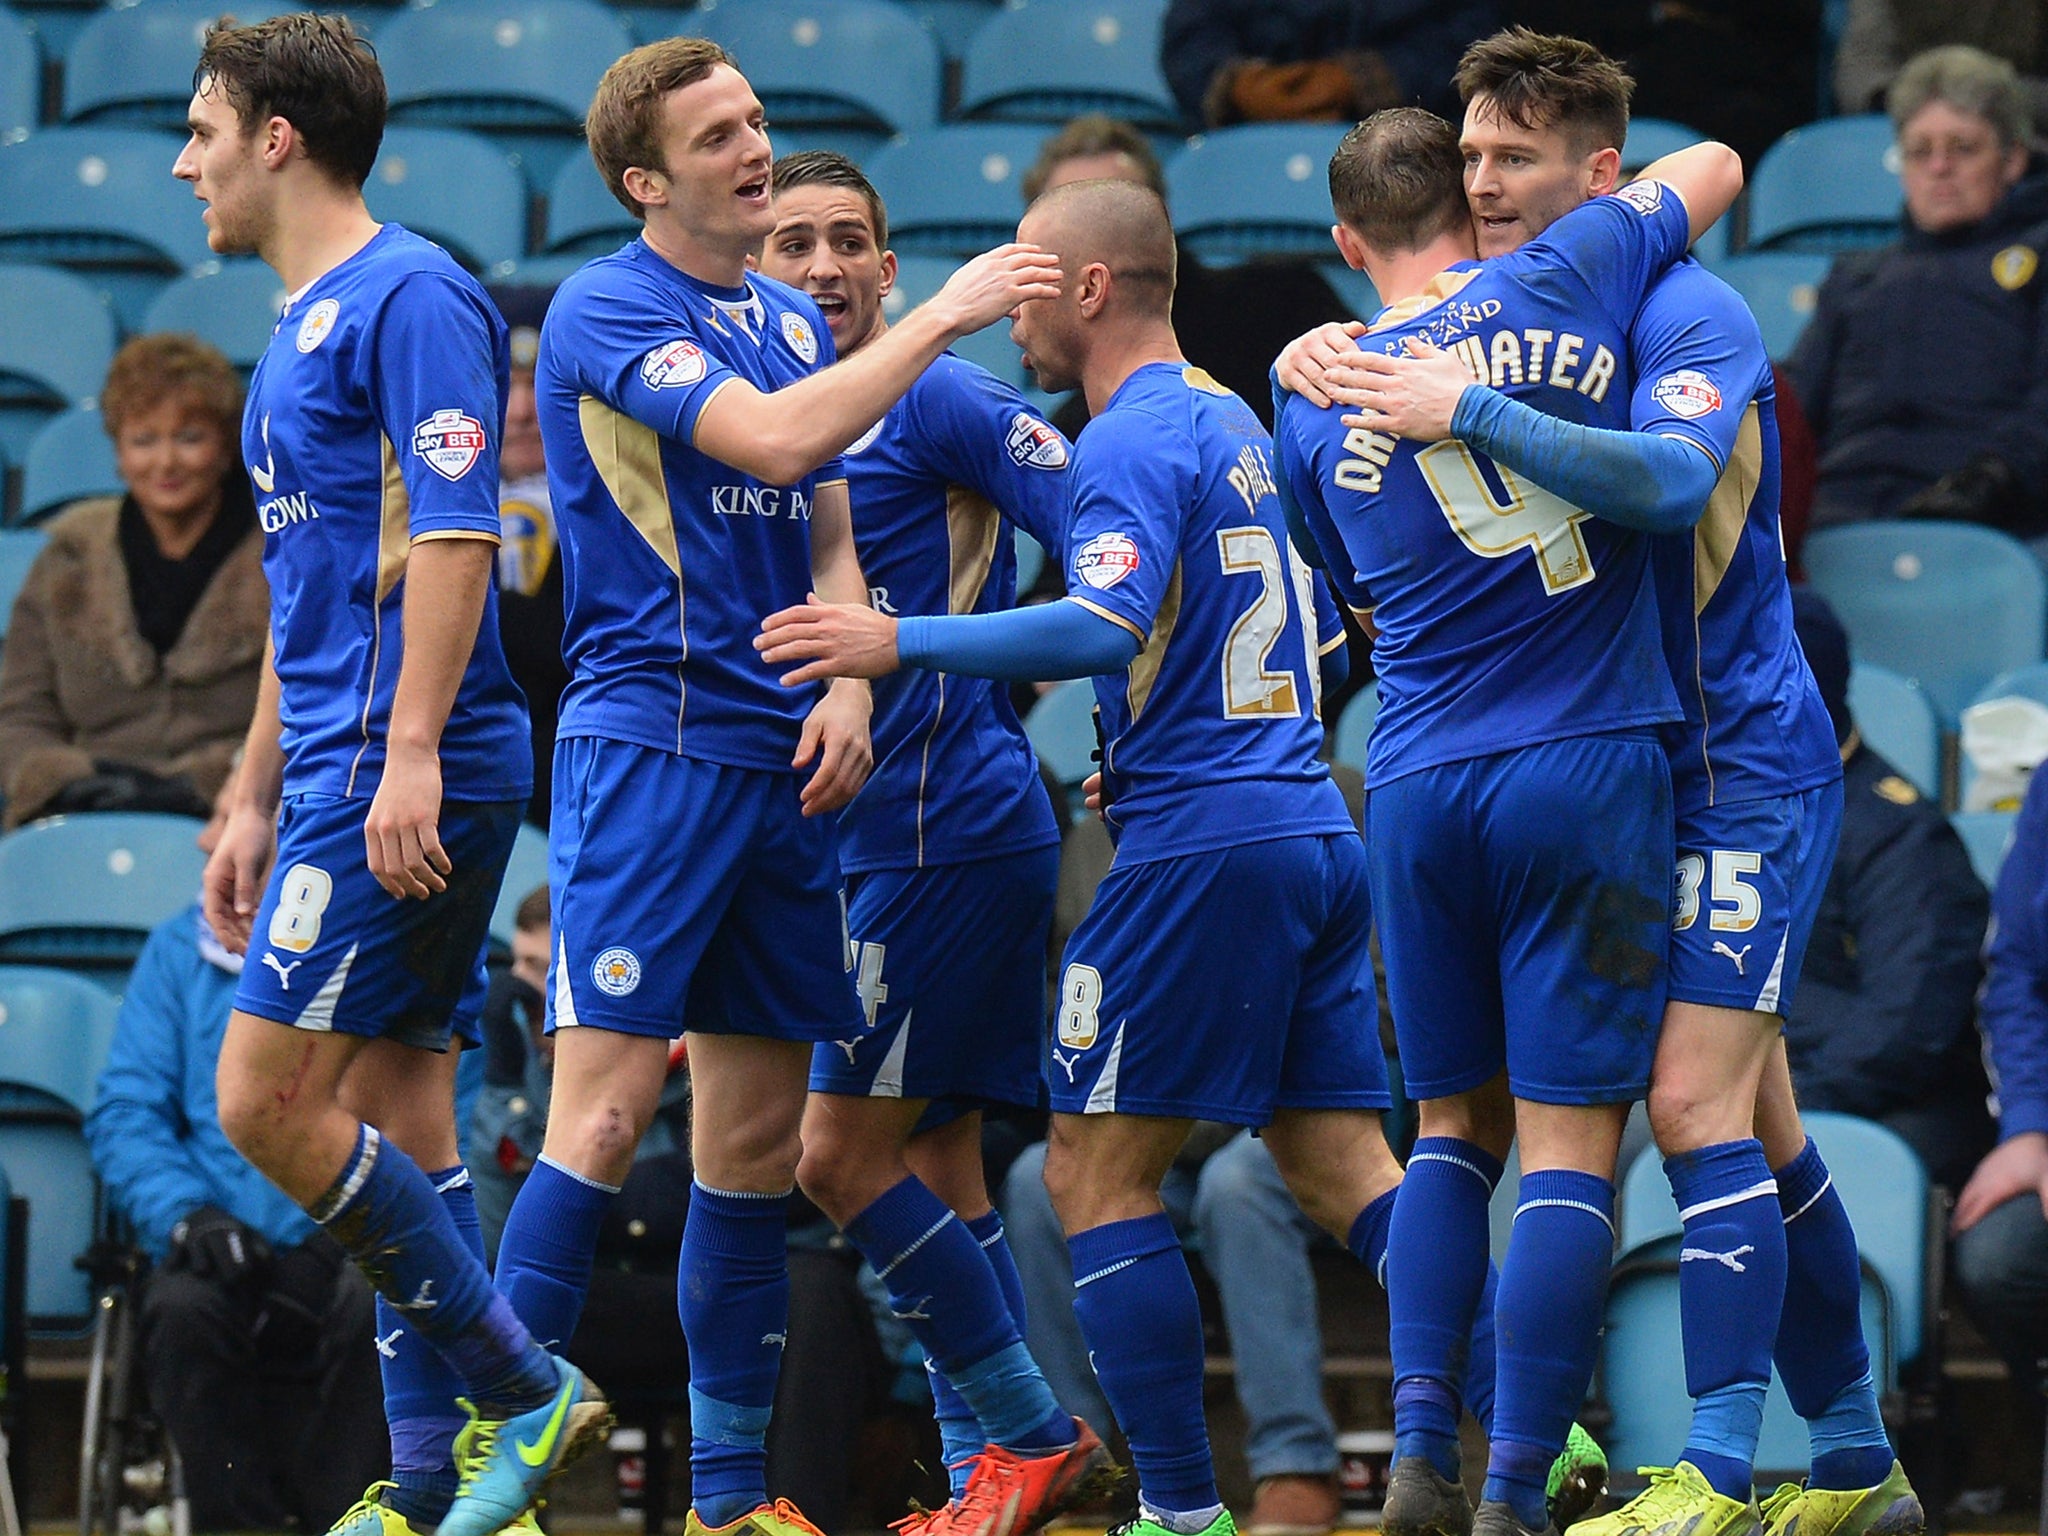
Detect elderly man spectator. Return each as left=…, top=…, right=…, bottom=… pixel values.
left=0, top=334, right=265, bottom=827
left=1785, top=46, right=2048, bottom=540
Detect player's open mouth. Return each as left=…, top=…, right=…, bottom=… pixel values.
left=811, top=292, right=847, bottom=316
left=736, top=176, right=769, bottom=205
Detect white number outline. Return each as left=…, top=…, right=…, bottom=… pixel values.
left=1673, top=849, right=1765, bottom=933
left=1057, top=963, right=1103, bottom=1049
left=1217, top=526, right=1312, bottom=719
left=1415, top=439, right=1596, bottom=595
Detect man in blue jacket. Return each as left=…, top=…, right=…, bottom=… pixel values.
left=86, top=807, right=386, bottom=1533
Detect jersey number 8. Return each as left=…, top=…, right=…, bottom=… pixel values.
left=268, top=863, right=335, bottom=954
left=1416, top=440, right=1596, bottom=595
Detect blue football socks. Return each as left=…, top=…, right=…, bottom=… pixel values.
left=1388, top=1138, right=1502, bottom=1481
left=1668, top=1139, right=1785, bottom=1501
left=1773, top=1139, right=1894, bottom=1490
left=495, top=1155, right=620, bottom=1351
left=680, top=1182, right=792, bottom=1528
left=1351, top=1185, right=1500, bottom=1437
left=1486, top=1169, right=1615, bottom=1530
left=1068, top=1214, right=1219, bottom=1519
left=846, top=1177, right=1071, bottom=1461
left=310, top=1124, right=558, bottom=1417
left=378, top=1164, right=481, bottom=1527
left=930, top=1209, right=1036, bottom=1497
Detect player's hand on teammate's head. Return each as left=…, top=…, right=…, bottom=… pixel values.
left=202, top=803, right=278, bottom=955
left=1272, top=321, right=1369, bottom=409
left=756, top=592, right=902, bottom=686
left=1335, top=338, right=1471, bottom=444
left=928, top=243, right=1064, bottom=337
left=364, top=747, right=452, bottom=901
left=794, top=675, right=875, bottom=817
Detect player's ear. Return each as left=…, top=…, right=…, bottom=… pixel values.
left=1585, top=145, right=1623, bottom=198
left=1331, top=223, right=1369, bottom=273
left=262, top=114, right=293, bottom=171
left=622, top=164, right=668, bottom=211
left=878, top=248, right=898, bottom=301
left=1077, top=260, right=1113, bottom=317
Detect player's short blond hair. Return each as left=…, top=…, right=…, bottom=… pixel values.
left=586, top=36, right=736, bottom=218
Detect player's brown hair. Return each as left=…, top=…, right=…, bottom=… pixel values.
left=772, top=150, right=889, bottom=250
left=1453, top=27, right=1634, bottom=157
left=514, top=884, right=550, bottom=933
left=1021, top=113, right=1166, bottom=203
left=586, top=36, right=737, bottom=218
left=194, top=13, right=385, bottom=189
left=1328, top=108, right=1469, bottom=253
left=99, top=334, right=244, bottom=447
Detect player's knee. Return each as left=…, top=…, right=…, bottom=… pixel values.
left=1647, top=1073, right=1744, bottom=1154
left=793, top=1130, right=897, bottom=1223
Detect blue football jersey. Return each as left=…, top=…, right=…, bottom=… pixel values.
left=1630, top=263, right=1841, bottom=812
left=1277, top=185, right=1693, bottom=789
left=537, top=242, right=845, bottom=770
left=1064, top=363, right=1352, bottom=864
left=838, top=353, right=1070, bottom=873
left=243, top=224, right=530, bottom=803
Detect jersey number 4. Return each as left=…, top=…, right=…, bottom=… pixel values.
left=1217, top=526, right=1323, bottom=721
left=1416, top=440, right=1596, bottom=595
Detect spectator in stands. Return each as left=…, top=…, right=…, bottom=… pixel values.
left=1160, top=0, right=1494, bottom=128
left=1836, top=0, right=2048, bottom=133
left=1022, top=115, right=1354, bottom=434
left=85, top=793, right=385, bottom=1532
left=488, top=285, right=567, bottom=828
left=1784, top=592, right=1997, bottom=1193
left=0, top=334, right=265, bottom=828
left=1785, top=46, right=2048, bottom=541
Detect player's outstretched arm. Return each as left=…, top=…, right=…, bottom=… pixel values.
left=756, top=596, right=1139, bottom=686
left=693, top=244, right=1063, bottom=486
left=1632, top=140, right=1744, bottom=246
left=366, top=536, right=495, bottom=899
left=203, top=637, right=285, bottom=955
left=791, top=482, right=875, bottom=818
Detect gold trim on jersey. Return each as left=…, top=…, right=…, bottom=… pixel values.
left=1068, top=595, right=1146, bottom=640
left=1368, top=268, right=1484, bottom=333
left=1125, top=561, right=1184, bottom=720
left=1685, top=402, right=1764, bottom=807
left=580, top=393, right=688, bottom=750
left=1181, top=365, right=1232, bottom=396
left=945, top=484, right=1003, bottom=615
left=376, top=434, right=410, bottom=604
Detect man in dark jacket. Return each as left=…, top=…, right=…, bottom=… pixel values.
left=1785, top=46, right=2048, bottom=539
left=1786, top=591, right=1996, bottom=1193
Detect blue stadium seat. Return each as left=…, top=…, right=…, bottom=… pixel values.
left=543, top=151, right=639, bottom=256
left=1317, top=261, right=1379, bottom=321
left=0, top=527, right=47, bottom=642
left=693, top=0, right=941, bottom=151
left=0, top=964, right=120, bottom=1329
left=1711, top=251, right=1831, bottom=360
left=1025, top=677, right=1097, bottom=787
left=1617, top=115, right=1728, bottom=262
left=364, top=126, right=528, bottom=277
left=0, top=814, right=208, bottom=973
left=1748, top=115, right=1900, bottom=252
left=0, top=127, right=215, bottom=329
left=490, top=821, right=549, bottom=951
left=867, top=125, right=1048, bottom=256
left=1846, top=662, right=1941, bottom=800
left=0, top=262, right=117, bottom=466
left=63, top=0, right=288, bottom=127
left=1952, top=809, right=2017, bottom=889
left=1328, top=681, right=1377, bottom=772
left=882, top=254, right=1030, bottom=382
left=1167, top=124, right=1349, bottom=263
left=1603, top=1111, right=1932, bottom=1482
left=1014, top=529, right=1046, bottom=594
left=1971, top=659, right=2048, bottom=712
left=0, top=9, right=38, bottom=143
left=1805, top=521, right=2047, bottom=723
left=142, top=262, right=289, bottom=373
left=907, top=0, right=1002, bottom=62
left=958, top=0, right=1176, bottom=131
left=17, top=405, right=120, bottom=526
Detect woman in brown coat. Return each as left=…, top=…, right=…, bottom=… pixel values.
left=0, top=334, right=268, bottom=828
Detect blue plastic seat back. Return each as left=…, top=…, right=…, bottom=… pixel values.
left=142, top=261, right=290, bottom=374
left=958, top=0, right=1176, bottom=130
left=0, top=813, right=208, bottom=966
left=1846, top=662, right=1941, bottom=800
left=0, top=262, right=115, bottom=466
left=544, top=150, right=640, bottom=255
left=1749, top=115, right=1900, bottom=252
left=364, top=126, right=529, bottom=276
left=906, top=0, right=1001, bottom=61
left=1026, top=677, right=1098, bottom=786
left=881, top=253, right=1030, bottom=382
left=1329, top=681, right=1378, bottom=772
left=0, top=127, right=213, bottom=273
left=868, top=126, right=1049, bottom=256
left=490, top=821, right=551, bottom=951
left=0, top=526, right=48, bottom=640
left=0, top=9, right=38, bottom=143
left=64, top=0, right=288, bottom=127
left=1618, top=117, right=1729, bottom=262
left=1805, top=521, right=2047, bottom=723
left=1971, top=659, right=2048, bottom=711
left=1711, top=251, right=1832, bottom=361
left=0, top=964, right=120, bottom=1329
left=1168, top=124, right=1349, bottom=263
left=695, top=0, right=940, bottom=141
left=380, top=0, right=632, bottom=131
left=1952, top=809, right=2017, bottom=889
left=17, top=405, right=120, bottom=526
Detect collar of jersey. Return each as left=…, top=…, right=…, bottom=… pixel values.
left=1367, top=263, right=1482, bottom=334
left=280, top=222, right=397, bottom=316
left=631, top=237, right=752, bottom=303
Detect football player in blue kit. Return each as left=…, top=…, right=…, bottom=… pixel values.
left=756, top=151, right=1116, bottom=1536
left=483, top=40, right=1064, bottom=1536
left=760, top=177, right=1420, bottom=1536
left=1271, top=108, right=1741, bottom=1536
left=1304, top=34, right=1921, bottom=1536
left=173, top=17, right=604, bottom=1536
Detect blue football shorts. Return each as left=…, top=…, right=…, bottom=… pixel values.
left=233, top=793, right=522, bottom=1050
left=1049, top=831, right=1390, bottom=1125
left=547, top=736, right=862, bottom=1042
left=809, top=843, right=1057, bottom=1109
left=1667, top=779, right=1844, bottom=1015
left=1367, top=732, right=1673, bottom=1105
